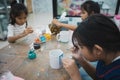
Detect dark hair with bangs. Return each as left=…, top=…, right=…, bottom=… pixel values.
left=72, top=14, right=120, bottom=53
left=10, top=3, right=28, bottom=25
left=81, top=0, right=100, bottom=16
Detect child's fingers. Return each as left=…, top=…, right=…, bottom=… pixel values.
left=28, top=29, right=33, bottom=33
left=62, top=58, right=75, bottom=66
left=27, top=26, right=32, bottom=28
left=26, top=28, right=33, bottom=33
left=26, top=27, right=33, bottom=30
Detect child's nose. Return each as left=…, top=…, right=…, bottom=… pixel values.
left=21, top=19, right=26, bottom=23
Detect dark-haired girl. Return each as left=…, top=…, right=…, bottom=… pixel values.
left=51, top=0, right=100, bottom=31
left=7, top=2, right=33, bottom=43
left=62, top=14, right=120, bottom=80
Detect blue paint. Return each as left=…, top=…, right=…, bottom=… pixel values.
left=40, top=36, right=46, bottom=43
left=28, top=49, right=36, bottom=59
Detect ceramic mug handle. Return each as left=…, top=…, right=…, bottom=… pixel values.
left=56, top=33, right=61, bottom=41
left=59, top=54, right=63, bottom=65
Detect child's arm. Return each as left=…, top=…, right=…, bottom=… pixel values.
left=8, top=27, right=33, bottom=43
left=7, top=31, right=27, bottom=43
left=52, top=19, right=77, bottom=31
left=78, top=58, right=97, bottom=80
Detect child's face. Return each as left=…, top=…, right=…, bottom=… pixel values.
left=15, top=13, right=27, bottom=25
left=80, top=9, right=88, bottom=20
left=73, top=40, right=97, bottom=62
left=80, top=46, right=97, bottom=61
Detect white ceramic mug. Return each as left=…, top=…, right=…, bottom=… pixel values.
left=56, top=31, right=69, bottom=42
left=49, top=49, right=63, bottom=69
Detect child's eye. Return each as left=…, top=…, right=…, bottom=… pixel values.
left=81, top=12, right=85, bottom=14
left=17, top=17, right=22, bottom=20
left=74, top=44, right=79, bottom=49
left=24, top=17, right=27, bottom=19
left=19, top=18, right=22, bottom=19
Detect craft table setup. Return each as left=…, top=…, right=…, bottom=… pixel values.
left=0, top=25, right=74, bottom=80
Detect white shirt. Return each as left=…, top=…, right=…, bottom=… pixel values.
left=7, top=23, right=27, bottom=42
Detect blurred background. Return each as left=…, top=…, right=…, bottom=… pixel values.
left=0, top=0, right=120, bottom=49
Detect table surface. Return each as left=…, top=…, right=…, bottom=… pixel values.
left=0, top=28, right=73, bottom=80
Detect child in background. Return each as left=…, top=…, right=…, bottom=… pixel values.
left=52, top=0, right=100, bottom=31
left=7, top=2, right=33, bottom=43
left=62, top=14, right=120, bottom=80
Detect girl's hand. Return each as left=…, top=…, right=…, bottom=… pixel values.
left=62, top=58, right=79, bottom=76
left=52, top=19, right=61, bottom=27
left=24, top=27, right=33, bottom=34
left=27, top=27, right=33, bottom=33
left=70, top=47, right=82, bottom=60
left=71, top=47, right=86, bottom=65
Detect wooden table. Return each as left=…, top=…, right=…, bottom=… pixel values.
left=0, top=30, right=73, bottom=80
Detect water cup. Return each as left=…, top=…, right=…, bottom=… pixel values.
left=49, top=49, right=63, bottom=69
left=56, top=31, right=69, bottom=43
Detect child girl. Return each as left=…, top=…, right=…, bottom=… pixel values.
left=7, top=2, right=33, bottom=43
left=62, top=14, right=120, bottom=80
left=51, top=0, right=100, bottom=31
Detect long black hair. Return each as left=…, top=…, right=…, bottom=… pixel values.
left=81, top=0, right=100, bottom=15
left=72, top=14, right=120, bottom=53
left=10, top=1, right=28, bottom=25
